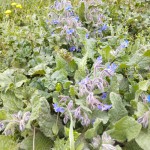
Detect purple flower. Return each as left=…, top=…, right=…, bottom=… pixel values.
left=101, top=24, right=108, bottom=31
left=4, top=129, right=12, bottom=136
left=0, top=122, right=4, bottom=131
left=98, top=24, right=108, bottom=33
left=65, top=5, right=72, bottom=11
left=96, top=56, right=102, bottom=63
left=74, top=106, right=81, bottom=119
left=23, top=111, right=31, bottom=123
left=97, top=104, right=112, bottom=111
left=74, top=16, right=79, bottom=21
left=101, top=92, right=107, bottom=99
left=147, top=95, right=150, bottom=103
left=51, top=20, right=59, bottom=25
left=63, top=114, right=69, bottom=124
left=66, top=29, right=75, bottom=35
left=67, top=100, right=73, bottom=110
left=107, top=63, right=117, bottom=73
left=19, top=120, right=25, bottom=131
left=69, top=46, right=76, bottom=52
left=138, top=111, right=150, bottom=128
left=120, top=40, right=129, bottom=48
left=86, top=33, right=89, bottom=39
left=53, top=103, right=65, bottom=113
left=81, top=113, right=90, bottom=126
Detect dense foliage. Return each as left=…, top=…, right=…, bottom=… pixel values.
left=0, top=0, right=150, bottom=149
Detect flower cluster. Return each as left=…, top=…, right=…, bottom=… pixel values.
left=0, top=111, right=31, bottom=135
left=53, top=56, right=117, bottom=126
left=47, top=0, right=108, bottom=52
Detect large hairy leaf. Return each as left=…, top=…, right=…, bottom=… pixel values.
left=135, top=130, right=150, bottom=150
left=109, top=92, right=128, bottom=123
left=109, top=116, right=141, bottom=142
left=1, top=90, right=24, bottom=113
left=0, top=135, right=17, bottom=150
left=20, top=131, right=52, bottom=150
left=29, top=92, right=54, bottom=138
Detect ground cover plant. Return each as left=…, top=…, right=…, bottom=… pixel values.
left=0, top=0, right=150, bottom=149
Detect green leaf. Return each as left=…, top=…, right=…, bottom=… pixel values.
left=20, top=131, right=52, bottom=150
left=91, top=110, right=109, bottom=124
left=52, top=138, right=70, bottom=150
left=135, top=102, right=149, bottom=118
left=0, top=135, right=17, bottom=150
left=109, top=92, right=128, bottom=123
left=74, top=53, right=88, bottom=82
left=14, top=74, right=28, bottom=88
left=28, top=64, right=46, bottom=76
left=0, top=71, right=14, bottom=91
left=110, top=74, right=123, bottom=93
left=99, top=46, right=111, bottom=61
left=85, top=118, right=102, bottom=139
left=78, top=1, right=86, bottom=22
left=135, top=130, right=150, bottom=150
left=124, top=140, right=142, bottom=150
left=109, top=116, right=142, bottom=142
left=1, top=90, right=24, bottom=113
left=28, top=92, right=54, bottom=138
left=0, top=109, right=8, bottom=120
left=139, top=80, right=150, bottom=91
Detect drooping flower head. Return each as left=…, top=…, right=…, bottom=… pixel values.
left=97, top=104, right=112, bottom=111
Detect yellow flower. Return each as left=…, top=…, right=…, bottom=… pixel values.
left=11, top=2, right=17, bottom=6
left=5, top=10, right=12, bottom=14
left=16, top=4, right=22, bottom=9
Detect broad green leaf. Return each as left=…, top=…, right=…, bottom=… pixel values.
left=110, top=74, right=123, bottom=93
left=91, top=110, right=109, bottom=124
left=20, top=131, right=52, bottom=150
left=135, top=130, right=150, bottom=150
left=0, top=135, right=17, bottom=150
left=124, top=140, right=142, bottom=150
left=0, top=72, right=13, bottom=91
left=0, top=109, right=8, bottom=120
left=109, top=116, right=142, bottom=142
left=1, top=90, right=23, bottom=113
left=28, top=64, right=46, bottom=76
left=135, top=102, right=149, bottom=117
left=14, top=74, right=28, bottom=88
left=100, top=46, right=112, bottom=61
left=51, top=69, right=68, bottom=82
left=52, top=138, right=70, bottom=150
left=29, top=92, right=54, bottom=138
left=109, top=92, right=128, bottom=123
left=78, top=1, right=86, bottom=22
left=74, top=53, right=88, bottom=82
left=85, top=118, right=102, bottom=139
left=139, top=80, right=150, bottom=91
left=85, top=38, right=96, bottom=60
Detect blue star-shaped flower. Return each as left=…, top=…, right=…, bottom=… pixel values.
left=53, top=103, right=65, bottom=113
left=66, top=29, right=75, bottom=35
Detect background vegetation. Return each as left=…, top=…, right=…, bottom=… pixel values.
left=0, top=0, right=150, bottom=150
